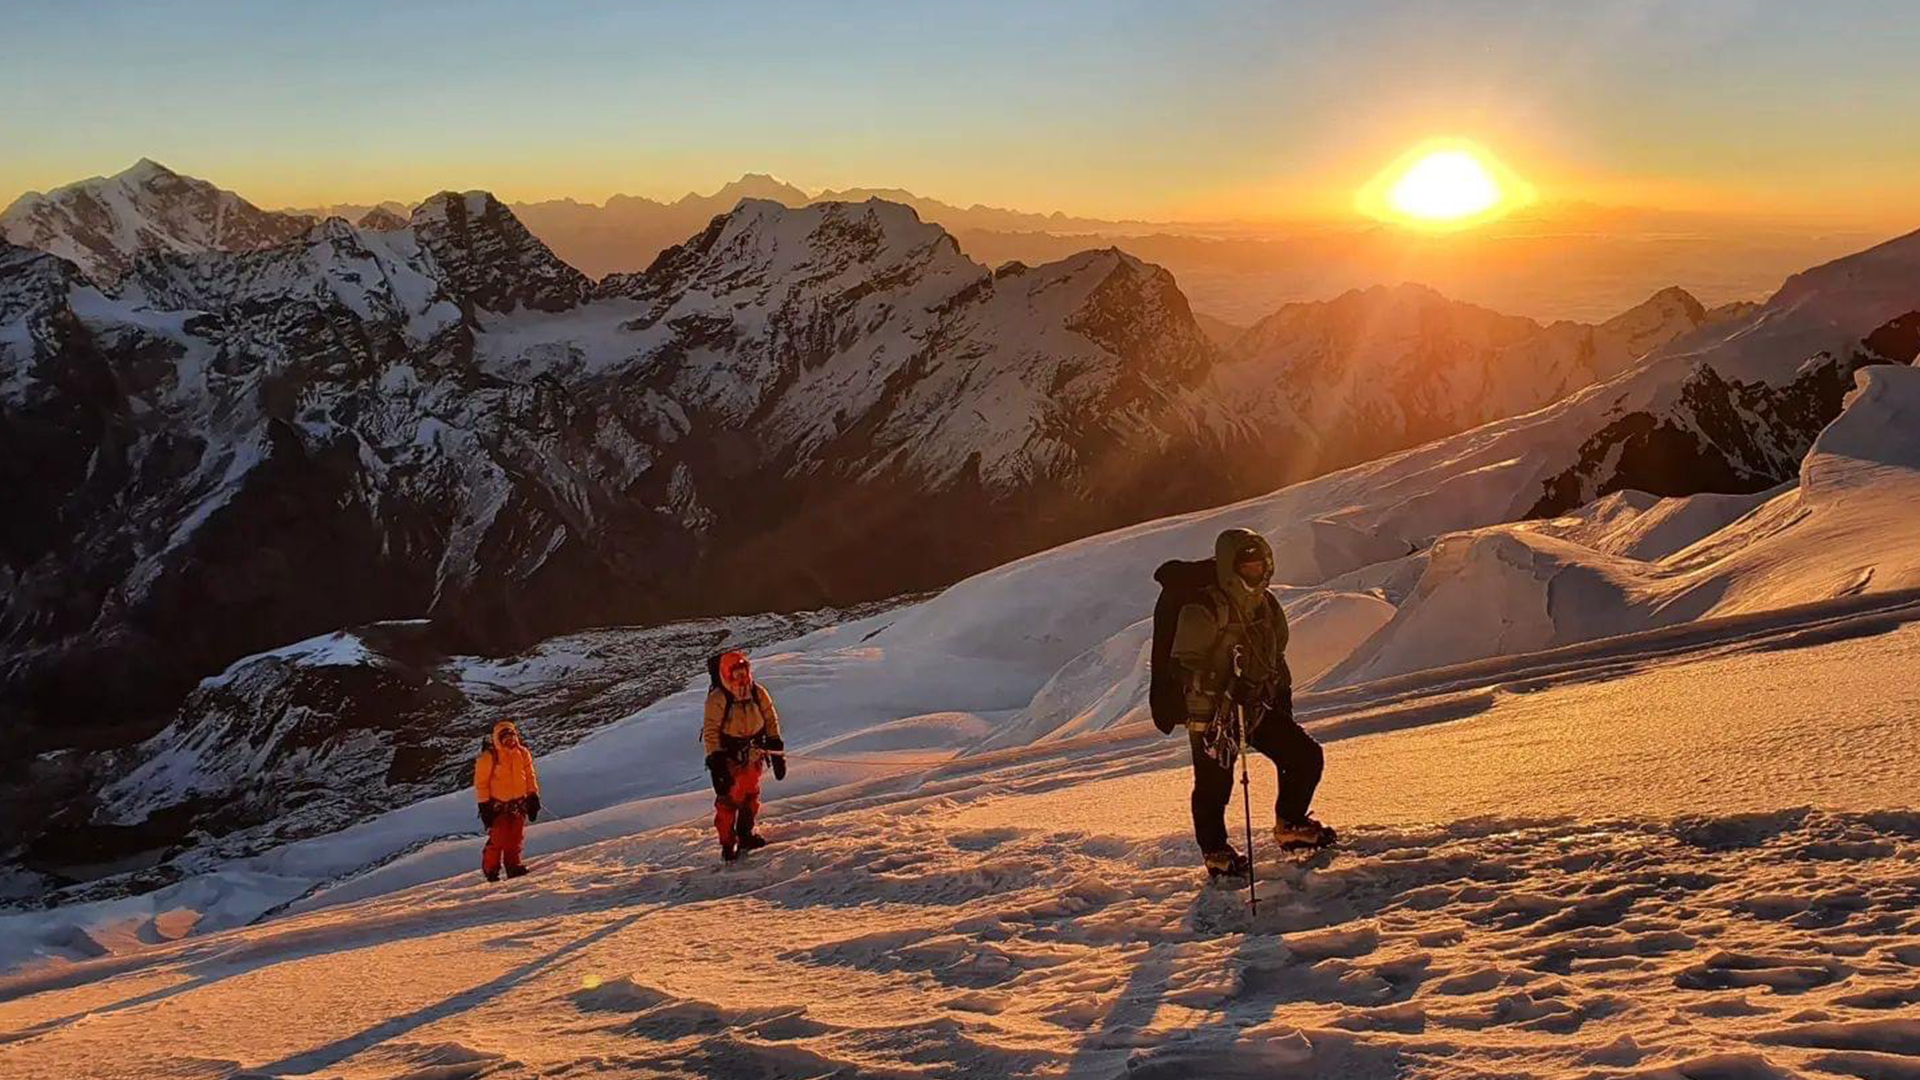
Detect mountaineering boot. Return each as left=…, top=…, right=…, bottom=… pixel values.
left=721, top=841, right=739, bottom=863
left=1273, top=815, right=1337, bottom=849
left=1203, top=847, right=1250, bottom=879
left=737, top=833, right=769, bottom=852
left=505, top=864, right=529, bottom=879
left=484, top=869, right=500, bottom=883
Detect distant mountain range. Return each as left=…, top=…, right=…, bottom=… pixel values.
left=275, top=173, right=1887, bottom=325
left=13, top=160, right=1885, bottom=325
left=284, top=173, right=1170, bottom=282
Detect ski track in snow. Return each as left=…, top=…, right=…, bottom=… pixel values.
left=3, top=613, right=1918, bottom=1079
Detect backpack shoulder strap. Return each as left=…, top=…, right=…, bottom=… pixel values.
left=1198, top=585, right=1228, bottom=628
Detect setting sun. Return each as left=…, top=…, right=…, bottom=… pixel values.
left=1389, top=150, right=1498, bottom=220
left=1357, top=140, right=1534, bottom=230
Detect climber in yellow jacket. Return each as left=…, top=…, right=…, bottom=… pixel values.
left=704, top=650, right=787, bottom=862
left=474, top=719, right=541, bottom=881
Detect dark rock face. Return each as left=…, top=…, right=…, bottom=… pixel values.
left=1526, top=313, right=1920, bottom=517
left=1862, top=311, right=1920, bottom=365
left=410, top=191, right=593, bottom=314
left=0, top=215, right=691, bottom=750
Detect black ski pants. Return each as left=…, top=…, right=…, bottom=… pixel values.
left=1189, top=712, right=1323, bottom=854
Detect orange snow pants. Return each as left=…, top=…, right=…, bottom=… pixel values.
left=714, top=758, right=764, bottom=846
left=483, top=808, right=527, bottom=875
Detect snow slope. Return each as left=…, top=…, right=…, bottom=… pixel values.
left=2, top=594, right=1918, bottom=1078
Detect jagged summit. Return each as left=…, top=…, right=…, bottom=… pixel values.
left=408, top=190, right=592, bottom=313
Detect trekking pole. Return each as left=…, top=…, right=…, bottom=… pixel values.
left=1238, top=702, right=1258, bottom=915
left=1231, top=648, right=1258, bottom=915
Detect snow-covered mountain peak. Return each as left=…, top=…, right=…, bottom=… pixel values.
left=1601, top=284, right=1705, bottom=332
left=0, top=159, right=313, bottom=287
left=407, top=190, right=591, bottom=314
left=120, top=157, right=180, bottom=184
left=602, top=196, right=974, bottom=311
left=1586, top=284, right=1712, bottom=365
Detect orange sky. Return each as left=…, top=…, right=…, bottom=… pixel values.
left=4, top=2, right=1917, bottom=231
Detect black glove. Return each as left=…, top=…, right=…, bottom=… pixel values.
left=478, top=800, right=499, bottom=828
left=1268, top=673, right=1294, bottom=725
left=764, top=737, right=786, bottom=781
left=705, top=751, right=730, bottom=797
left=1227, top=675, right=1261, bottom=704
left=525, top=793, right=541, bottom=822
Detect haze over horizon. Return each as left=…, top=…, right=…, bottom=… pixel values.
left=6, top=0, right=1918, bottom=228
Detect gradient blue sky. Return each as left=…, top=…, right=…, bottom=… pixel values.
left=4, top=0, right=1916, bottom=221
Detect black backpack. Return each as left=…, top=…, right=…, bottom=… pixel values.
left=1149, top=559, right=1217, bottom=734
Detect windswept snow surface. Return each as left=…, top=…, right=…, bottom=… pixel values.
left=3, top=601, right=1919, bottom=1079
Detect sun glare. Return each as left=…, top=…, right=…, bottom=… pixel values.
left=1357, top=141, right=1534, bottom=230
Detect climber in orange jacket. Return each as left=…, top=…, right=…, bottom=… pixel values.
left=474, top=719, right=541, bottom=881
left=704, top=651, right=787, bottom=862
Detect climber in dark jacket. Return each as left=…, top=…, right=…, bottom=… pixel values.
left=1172, top=528, right=1333, bottom=875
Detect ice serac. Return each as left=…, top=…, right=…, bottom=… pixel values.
left=0, top=159, right=313, bottom=286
